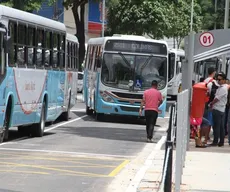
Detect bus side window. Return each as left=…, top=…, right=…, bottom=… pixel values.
left=71, top=43, right=75, bottom=69
left=27, top=26, right=36, bottom=67
left=37, top=29, right=44, bottom=68
left=9, top=21, right=17, bottom=66
left=89, top=46, right=94, bottom=70
left=67, top=41, right=71, bottom=69
left=52, top=32, right=58, bottom=68
left=44, top=31, right=52, bottom=68
left=85, top=46, right=90, bottom=69
left=75, top=44, right=78, bottom=70
left=60, top=35, right=65, bottom=69
left=17, top=24, right=26, bottom=66
left=94, top=46, right=98, bottom=71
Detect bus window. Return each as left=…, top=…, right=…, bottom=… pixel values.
left=9, top=22, right=17, bottom=66
left=45, top=31, right=52, bottom=67
left=168, top=53, right=175, bottom=81
left=17, top=24, right=26, bottom=65
left=37, top=29, right=45, bottom=67
left=27, top=26, right=36, bottom=67
left=53, top=32, right=58, bottom=68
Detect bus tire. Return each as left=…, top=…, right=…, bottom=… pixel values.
left=62, top=95, right=71, bottom=121
left=86, top=106, right=93, bottom=115
left=0, top=129, right=4, bottom=143
left=3, top=100, right=12, bottom=141
left=95, top=113, right=103, bottom=121
left=33, top=102, right=46, bottom=137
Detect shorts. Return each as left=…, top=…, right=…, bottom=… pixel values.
left=201, top=117, right=211, bottom=128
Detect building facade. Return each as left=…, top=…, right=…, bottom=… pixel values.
left=34, top=0, right=106, bottom=43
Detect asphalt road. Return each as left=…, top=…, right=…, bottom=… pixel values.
left=0, top=96, right=170, bottom=192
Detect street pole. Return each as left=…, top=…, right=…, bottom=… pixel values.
left=182, top=0, right=194, bottom=152
left=222, top=0, right=230, bottom=73
left=214, top=0, right=217, bottom=29
left=102, top=0, right=105, bottom=37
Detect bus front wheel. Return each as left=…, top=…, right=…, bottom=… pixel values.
left=0, top=129, right=4, bottom=143
left=33, top=102, right=46, bottom=137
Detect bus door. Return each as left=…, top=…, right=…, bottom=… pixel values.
left=168, top=52, right=175, bottom=82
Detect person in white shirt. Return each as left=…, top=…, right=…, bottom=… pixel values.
left=209, top=72, right=228, bottom=147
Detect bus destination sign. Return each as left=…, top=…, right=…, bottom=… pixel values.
left=104, top=40, right=167, bottom=55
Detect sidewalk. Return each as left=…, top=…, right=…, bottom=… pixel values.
left=137, top=138, right=230, bottom=192
left=181, top=140, right=230, bottom=192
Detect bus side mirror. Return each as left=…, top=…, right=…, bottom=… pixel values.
left=3, top=36, right=12, bottom=54
left=178, top=61, right=182, bottom=69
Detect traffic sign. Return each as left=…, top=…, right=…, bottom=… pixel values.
left=199, top=32, right=214, bottom=47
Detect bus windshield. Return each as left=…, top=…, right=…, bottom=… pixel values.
left=101, top=52, right=167, bottom=91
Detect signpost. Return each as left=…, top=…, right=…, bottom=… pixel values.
left=199, top=32, right=214, bottom=47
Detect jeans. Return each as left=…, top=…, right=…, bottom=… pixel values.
left=212, top=109, right=225, bottom=144
left=145, top=110, right=158, bottom=139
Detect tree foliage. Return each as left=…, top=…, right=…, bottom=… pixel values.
left=0, top=0, right=47, bottom=11
left=165, top=0, right=202, bottom=47
left=107, top=0, right=172, bottom=39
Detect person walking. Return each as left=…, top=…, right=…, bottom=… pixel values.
left=139, top=80, right=163, bottom=142
left=209, top=72, right=228, bottom=147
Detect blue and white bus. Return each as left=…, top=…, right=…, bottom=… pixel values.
left=83, top=34, right=169, bottom=120
left=0, top=5, right=79, bottom=143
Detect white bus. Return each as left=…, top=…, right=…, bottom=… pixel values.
left=0, top=5, right=78, bottom=143
left=193, top=57, right=222, bottom=83
left=83, top=34, right=169, bottom=120
left=167, top=49, right=185, bottom=99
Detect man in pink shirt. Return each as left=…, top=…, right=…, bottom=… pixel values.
left=139, top=80, right=163, bottom=142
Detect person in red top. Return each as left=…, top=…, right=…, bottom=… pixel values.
left=139, top=80, right=163, bottom=142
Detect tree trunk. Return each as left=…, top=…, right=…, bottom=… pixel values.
left=72, top=2, right=86, bottom=72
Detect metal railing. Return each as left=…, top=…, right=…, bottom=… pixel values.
left=174, top=89, right=190, bottom=192
left=159, top=102, right=177, bottom=192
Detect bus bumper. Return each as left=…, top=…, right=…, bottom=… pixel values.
left=96, top=99, right=167, bottom=118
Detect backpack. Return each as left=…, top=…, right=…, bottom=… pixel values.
left=208, top=82, right=218, bottom=104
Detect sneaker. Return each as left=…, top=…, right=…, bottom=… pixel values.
left=218, top=143, right=224, bottom=147
left=147, top=138, right=151, bottom=143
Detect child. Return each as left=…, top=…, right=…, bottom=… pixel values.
left=190, top=117, right=211, bottom=147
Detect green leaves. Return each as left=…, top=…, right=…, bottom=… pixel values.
left=107, top=0, right=172, bottom=39
left=106, top=0, right=203, bottom=47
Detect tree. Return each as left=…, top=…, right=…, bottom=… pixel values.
left=0, top=0, right=46, bottom=11
left=165, top=0, right=203, bottom=48
left=106, top=0, right=171, bottom=39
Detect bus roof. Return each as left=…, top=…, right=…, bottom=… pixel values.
left=66, top=33, right=79, bottom=43
left=87, top=35, right=168, bottom=45
left=169, top=48, right=185, bottom=56
left=0, top=5, right=66, bottom=32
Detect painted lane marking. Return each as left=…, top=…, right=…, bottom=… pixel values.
left=70, top=109, right=85, bottom=112
left=0, top=148, right=136, bottom=159
left=0, top=169, right=50, bottom=175
left=108, top=160, right=130, bottom=177
left=125, top=135, right=166, bottom=192
left=0, top=161, right=109, bottom=178
left=44, top=115, right=88, bottom=132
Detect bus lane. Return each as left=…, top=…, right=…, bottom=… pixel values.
left=0, top=104, right=168, bottom=192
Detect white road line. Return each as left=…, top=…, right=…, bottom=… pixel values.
left=0, top=148, right=135, bottom=159
left=125, top=135, right=166, bottom=192
left=70, top=109, right=85, bottom=112
left=44, top=115, right=88, bottom=132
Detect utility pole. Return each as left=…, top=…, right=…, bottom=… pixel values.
left=222, top=0, right=229, bottom=73
left=214, top=0, right=217, bottom=29
left=102, top=0, right=105, bottom=37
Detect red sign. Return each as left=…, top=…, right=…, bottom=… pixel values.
left=199, top=32, right=214, bottom=47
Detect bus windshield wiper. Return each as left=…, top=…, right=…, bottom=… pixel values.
left=118, top=52, right=132, bottom=68
left=140, top=54, right=154, bottom=70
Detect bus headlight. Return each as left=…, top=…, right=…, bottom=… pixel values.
left=158, top=80, right=166, bottom=90
left=99, top=91, right=115, bottom=103
left=168, top=82, right=173, bottom=87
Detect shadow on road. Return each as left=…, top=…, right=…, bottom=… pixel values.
left=55, top=126, right=163, bottom=143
